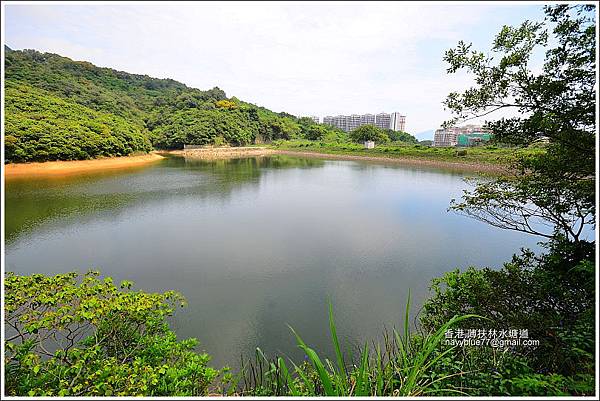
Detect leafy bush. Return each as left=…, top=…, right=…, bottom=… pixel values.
left=4, top=271, right=218, bottom=396
left=425, top=345, right=594, bottom=396
left=386, top=129, right=418, bottom=143
left=421, top=239, right=595, bottom=395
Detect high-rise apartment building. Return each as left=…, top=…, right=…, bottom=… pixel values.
left=375, top=113, right=391, bottom=131
left=321, top=112, right=406, bottom=132
left=333, top=115, right=348, bottom=132
left=390, top=112, right=406, bottom=132
left=433, top=128, right=460, bottom=147
left=361, top=114, right=376, bottom=126
left=433, top=124, right=491, bottom=147
left=348, top=114, right=362, bottom=131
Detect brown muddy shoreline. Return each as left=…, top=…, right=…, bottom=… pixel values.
left=4, top=153, right=165, bottom=179
left=4, top=147, right=508, bottom=179
left=165, top=147, right=275, bottom=159
left=164, top=147, right=507, bottom=173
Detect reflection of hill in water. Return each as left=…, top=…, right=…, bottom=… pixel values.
left=172, top=154, right=325, bottom=172
left=5, top=155, right=325, bottom=244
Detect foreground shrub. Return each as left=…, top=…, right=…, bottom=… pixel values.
left=425, top=341, right=594, bottom=396
left=4, top=271, right=218, bottom=396
left=421, top=239, right=595, bottom=395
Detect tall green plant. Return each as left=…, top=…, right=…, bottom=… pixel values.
left=241, top=295, right=477, bottom=396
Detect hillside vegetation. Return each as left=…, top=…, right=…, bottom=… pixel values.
left=5, top=47, right=365, bottom=162
left=5, top=82, right=152, bottom=161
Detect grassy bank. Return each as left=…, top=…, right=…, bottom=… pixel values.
left=269, top=140, right=544, bottom=171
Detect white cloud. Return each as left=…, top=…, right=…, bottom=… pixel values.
left=4, top=2, right=546, bottom=133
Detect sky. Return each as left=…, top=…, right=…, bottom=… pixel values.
left=4, top=1, right=549, bottom=139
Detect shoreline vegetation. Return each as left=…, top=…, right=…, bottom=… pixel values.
left=3, top=145, right=514, bottom=179
left=3, top=153, right=164, bottom=179
left=3, top=144, right=521, bottom=179
left=266, top=140, right=546, bottom=173
left=271, top=149, right=509, bottom=173
left=172, top=145, right=514, bottom=173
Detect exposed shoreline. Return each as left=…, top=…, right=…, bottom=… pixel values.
left=164, top=147, right=508, bottom=173
left=271, top=149, right=508, bottom=174
left=166, top=147, right=275, bottom=159
left=4, top=147, right=509, bottom=179
left=4, top=153, right=165, bottom=179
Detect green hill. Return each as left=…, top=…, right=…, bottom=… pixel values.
left=5, top=82, right=152, bottom=161
left=5, top=48, right=336, bottom=162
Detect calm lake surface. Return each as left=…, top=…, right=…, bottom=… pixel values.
left=5, top=155, right=541, bottom=368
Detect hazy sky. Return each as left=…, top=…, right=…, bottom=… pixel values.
left=4, top=1, right=547, bottom=137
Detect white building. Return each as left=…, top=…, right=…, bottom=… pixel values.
left=433, top=124, right=489, bottom=147
left=375, top=113, right=391, bottom=131
left=433, top=128, right=460, bottom=147
left=324, top=115, right=348, bottom=131
left=323, top=116, right=335, bottom=126
left=348, top=114, right=362, bottom=131
left=333, top=115, right=348, bottom=131
left=360, top=114, right=376, bottom=126
left=320, top=112, right=406, bottom=133
left=390, top=112, right=406, bottom=132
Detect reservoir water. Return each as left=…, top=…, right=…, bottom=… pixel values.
left=5, top=155, right=541, bottom=368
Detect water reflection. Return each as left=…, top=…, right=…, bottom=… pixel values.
left=5, top=155, right=540, bottom=369
left=5, top=155, right=325, bottom=243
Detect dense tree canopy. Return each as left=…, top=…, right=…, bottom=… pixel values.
left=5, top=83, right=152, bottom=162
left=425, top=4, right=596, bottom=395
left=386, top=129, right=418, bottom=143
left=349, top=125, right=390, bottom=143
left=5, top=48, right=418, bottom=161
left=4, top=48, right=336, bottom=161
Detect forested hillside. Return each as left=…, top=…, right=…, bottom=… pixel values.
left=5, top=47, right=346, bottom=162
left=5, top=82, right=152, bottom=161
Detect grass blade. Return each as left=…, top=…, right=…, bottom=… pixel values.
left=277, top=357, right=300, bottom=396
left=328, top=301, right=347, bottom=381
left=289, top=325, right=336, bottom=395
